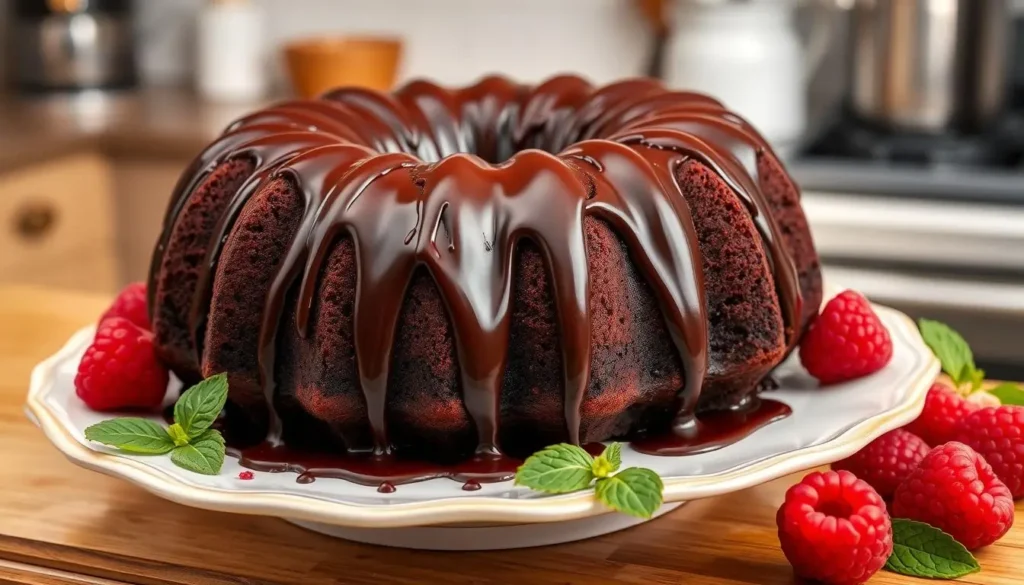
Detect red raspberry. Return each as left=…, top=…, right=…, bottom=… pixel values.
left=238, top=471, right=255, bottom=480
left=955, top=406, right=1024, bottom=499
left=832, top=429, right=930, bottom=499
left=892, top=442, right=1014, bottom=549
left=100, top=282, right=151, bottom=331
left=904, top=383, right=979, bottom=446
left=777, top=470, right=892, bottom=585
left=799, top=290, right=893, bottom=384
left=75, top=317, right=168, bottom=411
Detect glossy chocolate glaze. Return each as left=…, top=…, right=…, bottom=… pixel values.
left=149, top=75, right=802, bottom=484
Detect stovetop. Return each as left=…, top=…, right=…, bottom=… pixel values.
left=790, top=110, right=1024, bottom=376
left=791, top=112, right=1024, bottom=205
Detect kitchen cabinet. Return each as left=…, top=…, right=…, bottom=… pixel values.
left=0, top=88, right=255, bottom=293
left=112, top=157, right=191, bottom=283
left=0, top=152, right=118, bottom=294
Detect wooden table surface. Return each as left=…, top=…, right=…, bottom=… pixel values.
left=1, top=285, right=1021, bottom=585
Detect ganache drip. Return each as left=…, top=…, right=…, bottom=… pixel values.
left=147, top=75, right=803, bottom=457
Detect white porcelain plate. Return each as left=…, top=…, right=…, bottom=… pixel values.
left=25, top=293, right=939, bottom=549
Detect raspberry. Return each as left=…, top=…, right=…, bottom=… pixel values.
left=238, top=471, right=255, bottom=480
left=955, top=406, right=1024, bottom=499
left=75, top=317, right=169, bottom=411
left=100, top=282, right=151, bottom=331
left=777, top=470, right=892, bottom=585
left=904, top=383, right=979, bottom=446
left=832, top=429, right=930, bottom=499
left=799, top=290, right=893, bottom=384
left=892, top=442, right=1014, bottom=549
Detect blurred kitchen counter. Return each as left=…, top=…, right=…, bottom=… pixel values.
left=0, top=89, right=270, bottom=294
left=0, top=89, right=265, bottom=173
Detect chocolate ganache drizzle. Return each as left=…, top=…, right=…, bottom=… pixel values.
left=148, top=75, right=803, bottom=472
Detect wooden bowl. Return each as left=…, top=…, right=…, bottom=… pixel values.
left=283, top=37, right=402, bottom=98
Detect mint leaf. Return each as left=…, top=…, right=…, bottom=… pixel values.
left=515, top=444, right=595, bottom=494
left=967, top=368, right=986, bottom=393
left=591, top=442, right=622, bottom=478
left=515, top=444, right=666, bottom=519
left=84, top=418, right=174, bottom=454
left=170, top=429, right=225, bottom=475
left=988, top=382, right=1024, bottom=406
left=595, top=467, right=664, bottom=519
left=918, top=319, right=977, bottom=388
left=173, top=373, right=228, bottom=440
left=885, top=519, right=979, bottom=579
left=603, top=442, right=622, bottom=471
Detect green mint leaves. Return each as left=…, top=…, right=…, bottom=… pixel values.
left=918, top=318, right=1024, bottom=404
left=594, top=467, right=664, bottom=519
left=514, top=442, right=664, bottom=518
left=515, top=443, right=597, bottom=493
left=84, top=418, right=175, bottom=454
left=885, top=519, right=980, bottom=579
left=83, top=373, right=229, bottom=476
left=174, top=373, right=230, bottom=439
left=170, top=429, right=226, bottom=475
left=918, top=319, right=984, bottom=391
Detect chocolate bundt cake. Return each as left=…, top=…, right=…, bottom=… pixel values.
left=148, top=75, right=822, bottom=464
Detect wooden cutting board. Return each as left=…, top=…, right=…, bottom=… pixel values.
left=0, top=285, right=1021, bottom=585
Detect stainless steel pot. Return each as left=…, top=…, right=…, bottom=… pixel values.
left=13, top=0, right=136, bottom=93
left=848, top=0, right=1012, bottom=133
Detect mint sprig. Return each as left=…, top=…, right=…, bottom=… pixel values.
left=916, top=318, right=1024, bottom=406
left=515, top=442, right=664, bottom=518
left=885, top=519, right=980, bottom=579
left=83, top=374, right=229, bottom=476
left=918, top=319, right=984, bottom=391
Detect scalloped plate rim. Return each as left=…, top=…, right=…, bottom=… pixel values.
left=25, top=296, right=939, bottom=528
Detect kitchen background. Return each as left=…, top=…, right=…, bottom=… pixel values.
left=0, top=0, right=1022, bottom=376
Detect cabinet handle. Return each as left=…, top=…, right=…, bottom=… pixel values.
left=14, top=201, right=58, bottom=242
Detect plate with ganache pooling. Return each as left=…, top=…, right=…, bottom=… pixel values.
left=26, top=287, right=939, bottom=550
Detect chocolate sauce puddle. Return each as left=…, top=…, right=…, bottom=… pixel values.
left=631, top=398, right=791, bottom=456
left=226, top=444, right=522, bottom=486
left=226, top=401, right=790, bottom=485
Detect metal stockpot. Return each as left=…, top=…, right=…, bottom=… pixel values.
left=847, top=0, right=1012, bottom=133
left=13, top=0, right=137, bottom=93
